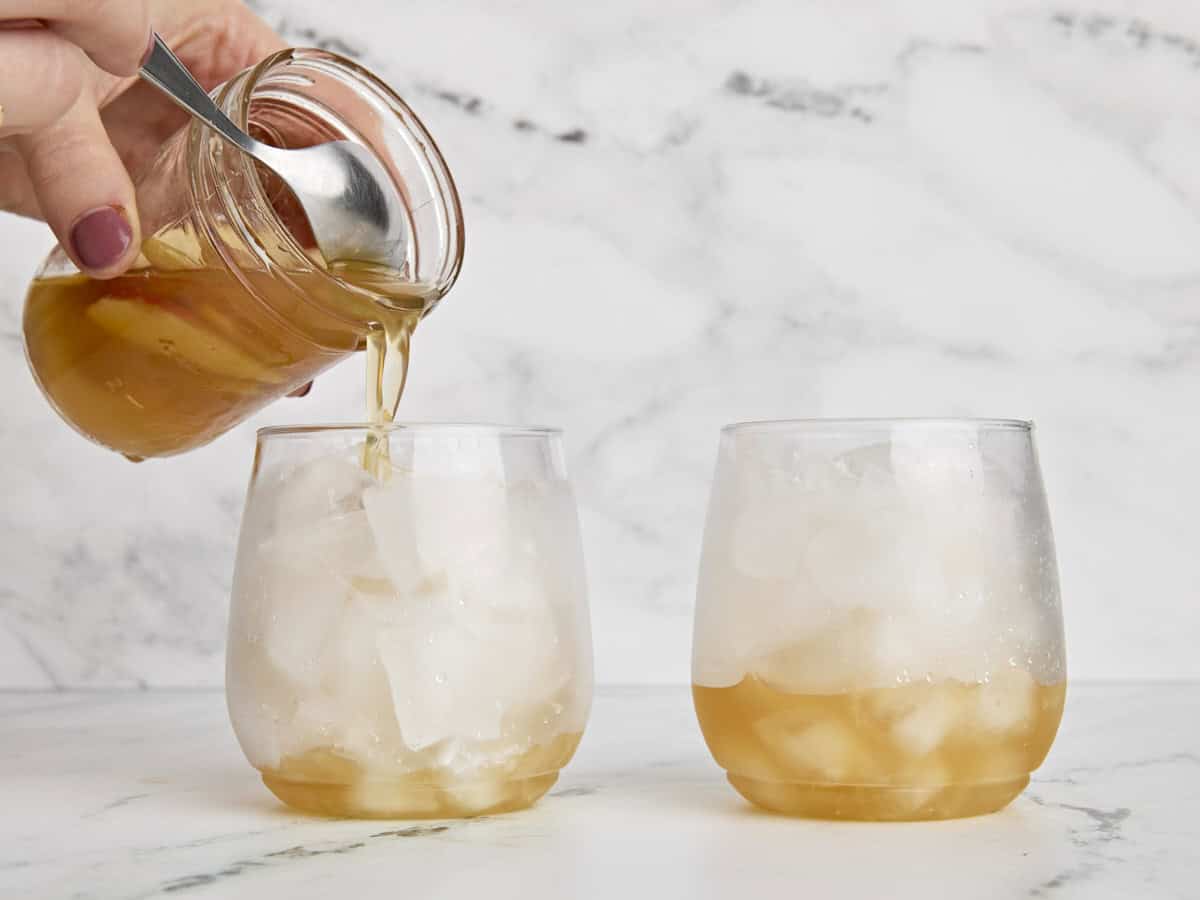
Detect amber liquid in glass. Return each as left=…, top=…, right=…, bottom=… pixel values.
left=261, top=731, right=583, bottom=820
left=24, top=229, right=426, bottom=460
left=694, top=670, right=1065, bottom=820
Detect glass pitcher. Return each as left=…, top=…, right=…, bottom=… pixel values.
left=22, top=48, right=463, bottom=460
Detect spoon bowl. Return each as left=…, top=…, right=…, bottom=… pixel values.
left=140, top=35, right=410, bottom=268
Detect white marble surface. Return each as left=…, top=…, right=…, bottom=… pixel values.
left=3, top=0, right=1200, bottom=687
left=0, top=683, right=1196, bottom=899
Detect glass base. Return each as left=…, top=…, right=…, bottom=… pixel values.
left=727, top=773, right=1029, bottom=821
left=262, top=771, right=560, bottom=819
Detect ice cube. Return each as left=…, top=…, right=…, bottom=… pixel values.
left=227, top=684, right=282, bottom=770
left=376, top=619, right=470, bottom=751
left=248, top=509, right=386, bottom=689
left=888, top=759, right=951, bottom=816
left=692, top=657, right=746, bottom=691
left=502, top=480, right=585, bottom=603
left=348, top=778, right=441, bottom=818
left=971, top=667, right=1036, bottom=735
left=263, top=509, right=384, bottom=581
left=756, top=718, right=866, bottom=783
left=731, top=505, right=801, bottom=580
left=268, top=592, right=408, bottom=768
left=445, top=776, right=512, bottom=816
left=247, top=463, right=579, bottom=771
left=889, top=428, right=984, bottom=499
left=826, top=440, right=894, bottom=485
left=499, top=690, right=582, bottom=757
left=890, top=687, right=964, bottom=757
left=754, top=609, right=899, bottom=694
left=694, top=564, right=776, bottom=689
left=506, top=480, right=572, bottom=556
left=287, top=694, right=341, bottom=754
left=361, top=480, right=425, bottom=594
left=265, top=454, right=376, bottom=533
left=800, top=504, right=915, bottom=613
left=363, top=473, right=514, bottom=595
left=376, top=612, right=568, bottom=752
left=728, top=471, right=809, bottom=582
left=319, top=593, right=396, bottom=701
left=414, top=475, right=512, bottom=575
left=260, top=593, right=341, bottom=690
left=238, top=567, right=338, bottom=691
left=709, top=727, right=787, bottom=783
left=865, top=683, right=923, bottom=723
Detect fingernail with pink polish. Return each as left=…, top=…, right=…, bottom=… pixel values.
left=70, top=206, right=133, bottom=271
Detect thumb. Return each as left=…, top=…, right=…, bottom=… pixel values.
left=16, top=96, right=141, bottom=278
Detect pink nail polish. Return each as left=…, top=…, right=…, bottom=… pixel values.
left=70, top=206, right=133, bottom=271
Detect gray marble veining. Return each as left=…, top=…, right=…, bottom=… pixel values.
left=1, top=0, right=1199, bottom=687
left=0, top=684, right=1196, bottom=898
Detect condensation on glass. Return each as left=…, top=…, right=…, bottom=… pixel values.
left=692, top=419, right=1066, bottom=821
left=226, top=424, right=593, bottom=819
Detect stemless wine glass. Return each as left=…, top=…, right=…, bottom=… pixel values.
left=692, top=419, right=1066, bottom=821
left=227, top=424, right=593, bottom=818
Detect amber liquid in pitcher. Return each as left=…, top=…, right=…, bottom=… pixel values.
left=24, top=228, right=427, bottom=460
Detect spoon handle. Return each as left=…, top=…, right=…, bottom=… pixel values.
left=139, top=34, right=263, bottom=158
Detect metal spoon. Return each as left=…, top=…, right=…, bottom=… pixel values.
left=139, top=35, right=409, bottom=267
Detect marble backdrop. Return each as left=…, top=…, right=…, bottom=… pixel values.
left=1, top=0, right=1197, bottom=687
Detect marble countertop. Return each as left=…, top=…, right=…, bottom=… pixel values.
left=1, top=683, right=1196, bottom=899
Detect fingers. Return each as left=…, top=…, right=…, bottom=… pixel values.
left=0, top=0, right=152, bottom=76
left=0, top=29, right=89, bottom=136
left=15, top=94, right=140, bottom=277
left=0, top=24, right=141, bottom=274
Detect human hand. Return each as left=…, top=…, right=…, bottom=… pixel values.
left=0, top=0, right=284, bottom=277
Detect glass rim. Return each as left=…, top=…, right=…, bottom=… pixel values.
left=257, top=422, right=563, bottom=440
left=722, top=417, right=1033, bottom=434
